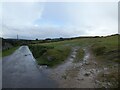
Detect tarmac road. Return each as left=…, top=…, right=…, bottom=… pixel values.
left=2, top=46, right=57, bottom=88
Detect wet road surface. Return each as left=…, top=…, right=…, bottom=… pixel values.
left=2, top=46, right=57, bottom=88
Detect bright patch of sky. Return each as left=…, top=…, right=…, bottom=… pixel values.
left=1, top=1, right=118, bottom=39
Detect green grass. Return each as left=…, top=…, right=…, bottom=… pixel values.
left=91, top=35, right=119, bottom=63
left=28, top=45, right=54, bottom=58
left=2, top=46, right=19, bottom=57
left=29, top=44, right=71, bottom=67
left=73, top=48, right=84, bottom=63
left=42, top=34, right=119, bottom=63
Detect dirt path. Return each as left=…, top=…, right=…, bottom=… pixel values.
left=42, top=46, right=100, bottom=88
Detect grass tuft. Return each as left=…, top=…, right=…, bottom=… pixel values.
left=73, top=48, right=84, bottom=63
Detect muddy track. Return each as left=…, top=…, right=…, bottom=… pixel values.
left=42, top=46, right=100, bottom=88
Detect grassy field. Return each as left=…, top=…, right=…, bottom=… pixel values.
left=91, top=35, right=119, bottom=63
left=2, top=46, right=19, bottom=57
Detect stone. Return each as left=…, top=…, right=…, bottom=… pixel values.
left=90, top=69, right=96, bottom=74
left=84, top=61, right=89, bottom=65
left=103, top=68, right=108, bottom=71
left=39, top=65, right=47, bottom=69
left=107, top=82, right=111, bottom=86
left=84, top=72, right=90, bottom=76
left=71, top=54, right=76, bottom=58
left=95, top=80, right=102, bottom=85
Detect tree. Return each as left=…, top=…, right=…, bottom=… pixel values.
left=36, top=38, right=38, bottom=41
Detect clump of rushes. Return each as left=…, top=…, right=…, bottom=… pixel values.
left=73, top=48, right=84, bottom=63
left=29, top=45, right=71, bottom=67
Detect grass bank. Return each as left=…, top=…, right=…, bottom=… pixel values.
left=29, top=45, right=71, bottom=67
left=90, top=35, right=119, bottom=88
left=2, top=46, right=19, bottom=57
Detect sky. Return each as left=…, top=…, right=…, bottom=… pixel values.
left=0, top=1, right=118, bottom=40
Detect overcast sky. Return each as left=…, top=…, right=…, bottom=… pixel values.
left=1, top=1, right=118, bottom=39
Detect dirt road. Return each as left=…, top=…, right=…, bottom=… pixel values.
left=2, top=46, right=57, bottom=88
